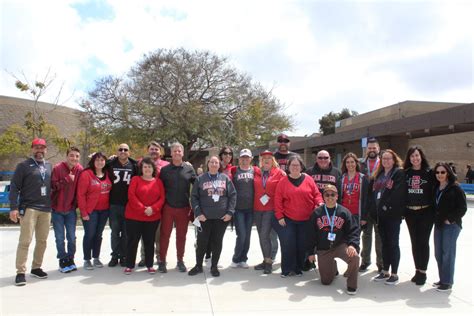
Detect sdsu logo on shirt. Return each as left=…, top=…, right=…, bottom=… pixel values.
left=407, top=175, right=427, bottom=194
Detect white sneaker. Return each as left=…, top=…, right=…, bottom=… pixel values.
left=240, top=262, right=249, bottom=269
left=230, top=262, right=240, bottom=268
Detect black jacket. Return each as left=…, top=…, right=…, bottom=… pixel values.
left=307, top=204, right=360, bottom=254
left=306, top=163, right=342, bottom=194
left=368, top=168, right=407, bottom=220
left=433, top=183, right=467, bottom=229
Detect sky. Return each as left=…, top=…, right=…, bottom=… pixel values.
left=1, top=0, right=472, bottom=136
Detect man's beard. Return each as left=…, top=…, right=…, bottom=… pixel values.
left=368, top=151, right=378, bottom=159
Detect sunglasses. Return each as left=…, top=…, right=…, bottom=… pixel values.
left=222, top=152, right=232, bottom=156
left=435, top=171, right=447, bottom=175
left=324, top=193, right=337, bottom=198
left=278, top=139, right=290, bottom=143
left=118, top=148, right=129, bottom=152
left=317, top=156, right=329, bottom=160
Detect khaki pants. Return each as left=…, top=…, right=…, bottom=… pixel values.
left=16, top=208, right=51, bottom=274
left=317, top=243, right=360, bottom=289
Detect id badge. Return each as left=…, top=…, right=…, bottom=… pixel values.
left=376, top=192, right=381, bottom=200
left=41, top=185, right=47, bottom=196
left=260, top=194, right=270, bottom=206
left=212, top=194, right=220, bottom=202
left=327, top=233, right=336, bottom=241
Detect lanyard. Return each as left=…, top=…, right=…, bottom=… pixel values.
left=435, top=187, right=445, bottom=206
left=324, top=204, right=337, bottom=234
left=367, top=159, right=379, bottom=177
left=345, top=174, right=357, bottom=195
left=262, top=170, right=269, bottom=190
left=207, top=172, right=220, bottom=193
left=32, top=158, right=47, bottom=183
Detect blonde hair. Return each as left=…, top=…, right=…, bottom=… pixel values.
left=259, top=155, right=279, bottom=169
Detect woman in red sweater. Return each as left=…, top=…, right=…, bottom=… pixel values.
left=124, top=157, right=165, bottom=274
left=77, top=152, right=112, bottom=270
left=253, top=150, right=285, bottom=274
left=274, top=155, right=323, bottom=277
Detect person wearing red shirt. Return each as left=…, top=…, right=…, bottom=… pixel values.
left=51, top=146, right=83, bottom=273
left=274, top=155, right=323, bottom=277
left=77, top=152, right=112, bottom=271
left=124, top=157, right=165, bottom=275
left=253, top=150, right=285, bottom=274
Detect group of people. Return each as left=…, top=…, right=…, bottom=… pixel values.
left=8, top=135, right=467, bottom=296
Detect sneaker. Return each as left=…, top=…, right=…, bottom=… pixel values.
left=31, top=268, right=48, bottom=279
left=263, top=262, right=273, bottom=274
left=124, top=268, right=132, bottom=275
left=120, top=257, right=127, bottom=267
left=93, top=258, right=104, bottom=268
left=147, top=267, right=156, bottom=274
left=416, top=272, right=427, bottom=286
left=84, top=260, right=94, bottom=270
left=373, top=272, right=390, bottom=282
left=359, top=263, right=370, bottom=272
left=138, top=260, right=146, bottom=267
left=254, top=262, right=265, bottom=270
left=188, top=265, right=203, bottom=276
left=210, top=266, right=220, bottom=277
left=230, top=261, right=240, bottom=268
left=295, top=271, right=303, bottom=277
left=15, top=273, right=26, bottom=286
left=280, top=272, right=290, bottom=278
left=158, top=262, right=167, bottom=273
left=59, top=259, right=72, bottom=273
left=108, top=258, right=119, bottom=267
left=68, top=259, right=77, bottom=272
left=176, top=261, right=187, bottom=273
left=240, top=262, right=249, bottom=269
left=436, top=284, right=452, bottom=292
left=346, top=287, right=357, bottom=295
left=410, top=271, right=419, bottom=283
left=432, top=281, right=441, bottom=287
left=384, top=275, right=399, bottom=285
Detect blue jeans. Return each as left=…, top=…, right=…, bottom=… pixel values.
left=378, top=217, right=401, bottom=274
left=434, top=223, right=461, bottom=285
left=109, top=204, right=127, bottom=259
left=232, top=209, right=253, bottom=263
left=82, top=210, right=109, bottom=260
left=52, top=209, right=77, bottom=260
left=272, top=216, right=308, bottom=274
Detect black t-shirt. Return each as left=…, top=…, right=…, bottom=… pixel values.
left=274, top=151, right=296, bottom=172
left=288, top=174, right=305, bottom=187
left=405, top=168, right=433, bottom=206
left=108, top=158, right=138, bottom=205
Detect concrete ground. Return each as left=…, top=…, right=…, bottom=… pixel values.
left=1, top=201, right=472, bottom=315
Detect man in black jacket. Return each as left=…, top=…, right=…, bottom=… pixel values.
left=307, top=184, right=360, bottom=295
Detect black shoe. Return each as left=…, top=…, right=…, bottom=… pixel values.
left=210, top=266, right=220, bottom=277
left=263, top=262, right=273, bottom=274
left=410, top=271, right=419, bottom=283
left=432, top=281, right=441, bottom=287
left=416, top=272, right=427, bottom=286
left=302, top=259, right=315, bottom=271
left=59, top=258, right=72, bottom=273
left=108, top=258, right=119, bottom=267
left=69, top=259, right=78, bottom=271
left=176, top=261, right=187, bottom=272
left=346, top=287, right=357, bottom=295
left=359, top=263, right=370, bottom=272
left=15, top=273, right=26, bottom=286
left=120, top=257, right=127, bottom=267
left=31, top=268, right=48, bottom=279
left=254, top=262, right=265, bottom=270
left=158, top=262, right=167, bottom=273
left=188, top=265, right=203, bottom=276
left=436, top=284, right=452, bottom=292
left=138, top=260, right=146, bottom=267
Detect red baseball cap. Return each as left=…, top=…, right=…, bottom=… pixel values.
left=277, top=134, right=289, bottom=142
left=260, top=150, right=273, bottom=156
left=31, top=138, right=47, bottom=147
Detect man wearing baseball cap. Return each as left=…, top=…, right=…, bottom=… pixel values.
left=9, top=138, right=52, bottom=286
left=274, top=134, right=296, bottom=172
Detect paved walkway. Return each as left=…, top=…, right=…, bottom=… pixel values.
left=1, top=201, right=472, bottom=315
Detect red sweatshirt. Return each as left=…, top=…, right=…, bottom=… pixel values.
left=274, top=175, right=323, bottom=221
left=125, top=176, right=165, bottom=222
left=51, top=161, right=83, bottom=212
left=77, top=169, right=112, bottom=217
left=254, top=167, right=286, bottom=211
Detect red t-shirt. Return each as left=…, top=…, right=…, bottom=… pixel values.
left=95, top=175, right=112, bottom=211
left=341, top=173, right=361, bottom=216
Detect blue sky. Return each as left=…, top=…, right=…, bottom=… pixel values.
left=1, top=0, right=472, bottom=136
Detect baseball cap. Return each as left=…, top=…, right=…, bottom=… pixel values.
left=324, top=184, right=338, bottom=194
left=239, top=149, right=252, bottom=157
left=277, top=134, right=289, bottom=142
left=260, top=150, right=273, bottom=156
left=31, top=138, right=47, bottom=148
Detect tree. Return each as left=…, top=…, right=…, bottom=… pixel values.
left=81, top=48, right=293, bottom=159
left=318, top=108, right=358, bottom=135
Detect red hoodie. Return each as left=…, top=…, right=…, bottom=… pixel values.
left=51, top=161, right=83, bottom=212
left=125, top=176, right=165, bottom=222
left=77, top=169, right=112, bottom=217
left=274, top=175, right=323, bottom=221
left=253, top=167, right=286, bottom=211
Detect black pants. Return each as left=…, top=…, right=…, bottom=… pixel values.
left=405, top=208, right=434, bottom=271
left=378, top=217, right=401, bottom=274
left=125, top=219, right=159, bottom=269
left=195, top=219, right=229, bottom=268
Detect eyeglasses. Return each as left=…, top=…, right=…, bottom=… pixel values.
left=222, top=152, right=232, bottom=156
left=278, top=139, right=290, bottom=143
left=435, top=171, right=447, bottom=175
left=118, top=148, right=129, bottom=152
left=324, top=193, right=337, bottom=198
left=317, top=156, right=329, bottom=160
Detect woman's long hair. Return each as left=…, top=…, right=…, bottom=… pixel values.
left=403, top=145, right=430, bottom=170
left=86, top=152, right=108, bottom=175
left=341, top=152, right=361, bottom=174
left=433, top=161, right=457, bottom=185
left=373, top=149, right=403, bottom=179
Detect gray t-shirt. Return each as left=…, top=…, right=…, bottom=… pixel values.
left=233, top=167, right=255, bottom=210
